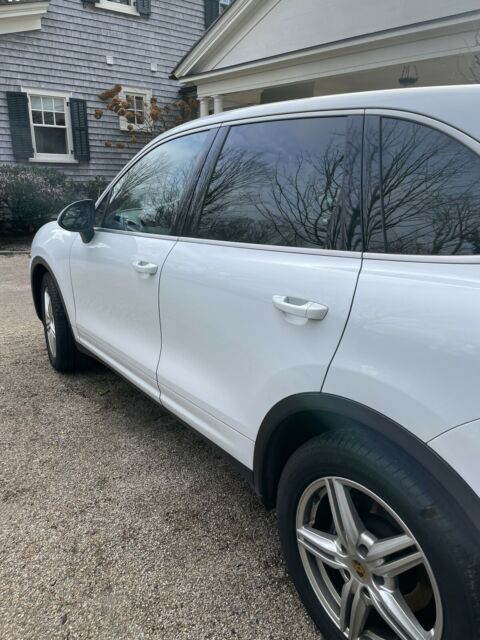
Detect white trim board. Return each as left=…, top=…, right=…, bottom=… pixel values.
left=0, top=1, right=49, bottom=35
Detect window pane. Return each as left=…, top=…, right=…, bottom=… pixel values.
left=43, top=111, right=54, bottom=125
left=34, top=127, right=68, bottom=154
left=219, top=0, right=232, bottom=12
left=41, top=96, right=54, bottom=111
left=53, top=98, right=65, bottom=112
left=32, top=110, right=43, bottom=124
left=102, top=131, right=209, bottom=234
left=192, top=118, right=346, bottom=248
left=366, top=118, right=480, bottom=255
left=55, top=112, right=66, bottom=126
left=30, top=96, right=42, bottom=110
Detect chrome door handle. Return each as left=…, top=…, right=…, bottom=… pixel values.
left=272, top=295, right=328, bottom=320
left=132, top=260, right=158, bottom=275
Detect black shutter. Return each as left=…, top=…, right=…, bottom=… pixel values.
left=82, top=0, right=96, bottom=4
left=136, top=0, right=151, bottom=16
left=6, top=92, right=33, bottom=161
left=205, top=0, right=219, bottom=28
left=70, top=98, right=90, bottom=162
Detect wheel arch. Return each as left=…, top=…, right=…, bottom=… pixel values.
left=30, top=257, right=73, bottom=330
left=31, top=257, right=49, bottom=320
left=253, top=392, right=480, bottom=531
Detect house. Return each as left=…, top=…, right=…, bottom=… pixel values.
left=0, top=0, right=233, bottom=180
left=172, top=0, right=480, bottom=115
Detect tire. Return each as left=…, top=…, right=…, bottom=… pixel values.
left=276, top=428, right=480, bottom=640
left=41, top=272, right=91, bottom=372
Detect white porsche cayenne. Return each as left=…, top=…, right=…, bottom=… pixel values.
left=31, top=86, right=480, bottom=640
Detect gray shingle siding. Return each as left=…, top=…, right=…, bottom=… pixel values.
left=0, top=0, right=205, bottom=179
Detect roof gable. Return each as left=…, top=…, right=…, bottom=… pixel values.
left=174, top=0, right=480, bottom=79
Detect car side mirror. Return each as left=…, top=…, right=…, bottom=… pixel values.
left=58, top=200, right=95, bottom=243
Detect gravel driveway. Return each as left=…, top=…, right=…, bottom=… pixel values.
left=0, top=251, right=319, bottom=640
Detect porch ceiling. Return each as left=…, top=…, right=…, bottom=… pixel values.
left=221, top=52, right=479, bottom=109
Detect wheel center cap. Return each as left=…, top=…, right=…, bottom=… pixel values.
left=352, top=559, right=368, bottom=580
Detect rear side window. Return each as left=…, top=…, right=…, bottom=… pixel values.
left=365, top=117, right=480, bottom=255
left=187, top=117, right=350, bottom=249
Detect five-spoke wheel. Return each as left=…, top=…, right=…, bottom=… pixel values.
left=296, top=477, right=442, bottom=639
left=43, top=288, right=57, bottom=359
left=277, top=429, right=479, bottom=640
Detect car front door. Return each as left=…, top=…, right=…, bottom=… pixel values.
left=69, top=129, right=213, bottom=400
left=156, top=114, right=364, bottom=464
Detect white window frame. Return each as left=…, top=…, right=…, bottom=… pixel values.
left=119, top=87, right=152, bottom=132
left=219, top=0, right=233, bottom=14
left=22, top=87, right=77, bottom=164
left=96, top=0, right=140, bottom=16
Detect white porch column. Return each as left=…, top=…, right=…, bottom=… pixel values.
left=213, top=94, right=224, bottom=114
left=199, top=97, right=210, bottom=118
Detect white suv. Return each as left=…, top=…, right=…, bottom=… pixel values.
left=31, top=86, right=480, bottom=640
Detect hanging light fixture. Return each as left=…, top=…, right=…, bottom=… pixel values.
left=398, top=64, right=419, bottom=87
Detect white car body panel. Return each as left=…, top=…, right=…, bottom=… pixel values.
left=30, top=222, right=78, bottom=335
left=157, top=240, right=361, bottom=460
left=161, top=384, right=254, bottom=468
left=69, top=229, right=176, bottom=400
left=29, top=86, right=480, bottom=502
left=428, top=419, right=480, bottom=498
left=323, top=258, right=480, bottom=442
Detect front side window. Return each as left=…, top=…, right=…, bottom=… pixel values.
left=100, top=130, right=210, bottom=235
left=188, top=117, right=348, bottom=249
left=365, top=117, right=480, bottom=255
left=28, top=92, right=72, bottom=159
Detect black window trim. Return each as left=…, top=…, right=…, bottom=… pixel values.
left=179, top=114, right=365, bottom=254
left=362, top=108, right=480, bottom=263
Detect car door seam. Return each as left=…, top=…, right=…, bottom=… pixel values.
left=155, top=238, right=179, bottom=398
left=320, top=254, right=364, bottom=393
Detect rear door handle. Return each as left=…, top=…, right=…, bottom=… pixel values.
left=132, top=260, right=158, bottom=275
left=272, top=295, right=328, bottom=320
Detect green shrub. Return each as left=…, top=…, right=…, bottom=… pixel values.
left=0, top=165, right=109, bottom=235
left=77, top=176, right=110, bottom=201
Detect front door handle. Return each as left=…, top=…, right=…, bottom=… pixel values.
left=132, top=260, right=158, bottom=275
left=272, top=295, right=328, bottom=320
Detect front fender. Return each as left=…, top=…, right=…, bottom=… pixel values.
left=30, top=222, right=77, bottom=336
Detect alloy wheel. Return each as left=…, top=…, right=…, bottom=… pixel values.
left=296, top=477, right=443, bottom=640
left=44, top=288, right=57, bottom=359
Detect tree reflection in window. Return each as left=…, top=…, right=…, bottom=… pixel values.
left=365, top=118, right=480, bottom=255
left=102, top=131, right=209, bottom=235
left=194, top=118, right=347, bottom=249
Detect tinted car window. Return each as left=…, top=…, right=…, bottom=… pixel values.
left=189, top=117, right=348, bottom=249
left=365, top=117, right=480, bottom=255
left=101, top=131, right=209, bottom=235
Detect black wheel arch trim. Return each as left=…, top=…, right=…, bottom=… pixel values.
left=254, top=392, right=480, bottom=531
left=30, top=256, right=74, bottom=331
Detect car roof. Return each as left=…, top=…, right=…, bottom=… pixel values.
left=154, top=85, right=480, bottom=146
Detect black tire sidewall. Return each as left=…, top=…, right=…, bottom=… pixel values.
left=277, top=430, right=480, bottom=640
left=41, top=273, right=78, bottom=372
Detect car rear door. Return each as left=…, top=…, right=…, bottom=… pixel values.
left=324, top=112, right=480, bottom=441
left=69, top=128, right=214, bottom=400
left=156, top=113, right=364, bottom=465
